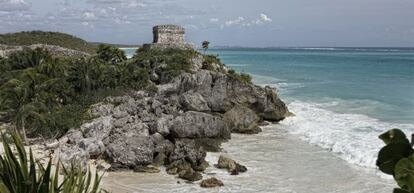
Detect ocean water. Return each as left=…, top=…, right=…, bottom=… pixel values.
left=206, top=47, right=414, bottom=168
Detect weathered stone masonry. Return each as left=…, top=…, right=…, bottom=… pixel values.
left=143, top=24, right=193, bottom=50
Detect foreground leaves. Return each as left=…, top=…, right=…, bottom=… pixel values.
left=377, top=128, right=414, bottom=193
left=0, top=132, right=107, bottom=193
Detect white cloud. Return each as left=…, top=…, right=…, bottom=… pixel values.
left=225, top=16, right=245, bottom=27
left=83, top=11, right=97, bottom=20
left=209, top=18, right=219, bottom=23
left=0, top=0, right=30, bottom=11
left=260, top=13, right=272, bottom=22
left=222, top=14, right=272, bottom=28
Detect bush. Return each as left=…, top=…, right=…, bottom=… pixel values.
left=227, top=69, right=252, bottom=84
left=133, top=48, right=197, bottom=81
left=376, top=129, right=414, bottom=193
left=0, top=132, right=107, bottom=193
left=0, top=47, right=149, bottom=139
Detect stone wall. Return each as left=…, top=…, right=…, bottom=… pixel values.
left=153, top=25, right=185, bottom=44
left=143, top=25, right=194, bottom=50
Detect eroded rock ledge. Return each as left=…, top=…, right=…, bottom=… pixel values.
left=56, top=54, right=289, bottom=182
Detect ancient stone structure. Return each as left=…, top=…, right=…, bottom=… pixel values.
left=143, top=25, right=193, bottom=50
left=153, top=25, right=185, bottom=44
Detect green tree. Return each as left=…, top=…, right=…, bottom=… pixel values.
left=7, top=48, right=52, bottom=70
left=96, top=44, right=127, bottom=64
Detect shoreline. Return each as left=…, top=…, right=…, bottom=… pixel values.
left=100, top=125, right=395, bottom=193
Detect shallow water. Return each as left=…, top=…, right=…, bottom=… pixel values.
left=101, top=125, right=395, bottom=193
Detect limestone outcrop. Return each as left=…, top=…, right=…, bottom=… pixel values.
left=55, top=26, right=289, bottom=182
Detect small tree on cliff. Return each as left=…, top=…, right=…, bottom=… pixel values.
left=202, top=41, right=210, bottom=54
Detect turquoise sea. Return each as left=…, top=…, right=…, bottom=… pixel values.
left=124, top=47, right=414, bottom=168
left=207, top=47, right=414, bottom=168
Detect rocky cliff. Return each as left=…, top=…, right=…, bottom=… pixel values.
left=55, top=50, right=289, bottom=181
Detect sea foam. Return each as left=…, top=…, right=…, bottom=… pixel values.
left=281, top=100, right=414, bottom=168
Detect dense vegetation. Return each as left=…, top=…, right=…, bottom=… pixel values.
left=376, top=129, right=414, bottom=193
left=0, top=40, right=251, bottom=142
left=133, top=48, right=198, bottom=83
left=228, top=69, right=252, bottom=84
left=0, top=31, right=97, bottom=54
left=0, top=132, right=106, bottom=193
left=0, top=45, right=151, bottom=141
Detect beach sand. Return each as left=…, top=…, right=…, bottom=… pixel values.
left=101, top=125, right=395, bottom=193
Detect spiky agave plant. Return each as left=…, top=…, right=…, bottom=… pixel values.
left=0, top=132, right=107, bottom=193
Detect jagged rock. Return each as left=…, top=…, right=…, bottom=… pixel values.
left=180, top=92, right=210, bottom=112
left=169, top=70, right=288, bottom=121
left=194, top=138, right=224, bottom=152
left=105, top=122, right=153, bottom=168
left=169, top=139, right=207, bottom=170
left=150, top=133, right=165, bottom=145
left=166, top=159, right=192, bottom=175
left=81, top=116, right=113, bottom=142
left=90, top=103, right=114, bottom=117
left=64, top=129, right=84, bottom=144
left=200, top=177, right=224, bottom=188
left=193, top=160, right=209, bottom=172
left=178, top=168, right=202, bottom=182
left=112, top=107, right=129, bottom=118
left=171, top=111, right=230, bottom=139
left=78, top=138, right=105, bottom=158
left=154, top=139, right=175, bottom=156
left=151, top=114, right=173, bottom=136
left=224, top=105, right=262, bottom=134
left=258, top=86, right=289, bottom=121
left=216, top=155, right=247, bottom=175
left=133, top=165, right=160, bottom=173
left=58, top=146, right=89, bottom=170
left=153, top=153, right=167, bottom=166
left=106, top=136, right=153, bottom=168
left=191, top=54, right=203, bottom=71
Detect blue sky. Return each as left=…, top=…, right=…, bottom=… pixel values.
left=0, top=0, right=413, bottom=47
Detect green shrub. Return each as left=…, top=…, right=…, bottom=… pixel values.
left=96, top=44, right=127, bottom=64
left=133, top=48, right=197, bottom=82
left=376, top=129, right=414, bottom=193
left=0, top=132, right=107, bottom=193
left=227, top=69, right=252, bottom=84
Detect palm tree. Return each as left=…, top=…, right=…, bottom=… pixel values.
left=96, top=44, right=127, bottom=64
left=13, top=101, right=46, bottom=143
left=0, top=78, right=36, bottom=143
left=8, top=48, right=52, bottom=70
left=202, top=41, right=210, bottom=54
left=70, top=58, right=93, bottom=92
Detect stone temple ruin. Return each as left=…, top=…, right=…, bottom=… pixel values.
left=143, top=25, right=193, bottom=50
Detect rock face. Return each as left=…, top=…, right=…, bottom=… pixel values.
left=224, top=105, right=261, bottom=134
left=56, top=34, right=288, bottom=181
left=171, top=111, right=230, bottom=139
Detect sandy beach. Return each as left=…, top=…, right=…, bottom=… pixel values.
left=101, top=124, right=395, bottom=193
